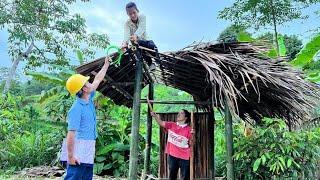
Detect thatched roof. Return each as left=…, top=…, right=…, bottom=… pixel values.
left=76, top=42, right=320, bottom=128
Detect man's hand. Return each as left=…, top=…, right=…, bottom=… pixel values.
left=105, top=56, right=111, bottom=65
left=130, top=35, right=138, bottom=43
left=121, top=41, right=128, bottom=50
left=68, top=155, right=80, bottom=165
left=66, top=131, right=80, bottom=165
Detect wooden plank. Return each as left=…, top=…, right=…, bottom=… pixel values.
left=107, top=82, right=146, bottom=86
left=210, top=109, right=215, bottom=178
left=140, top=100, right=211, bottom=105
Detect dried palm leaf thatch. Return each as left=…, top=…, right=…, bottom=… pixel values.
left=159, top=42, right=319, bottom=127
left=76, top=42, right=320, bottom=128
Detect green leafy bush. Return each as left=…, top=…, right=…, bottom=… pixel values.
left=233, top=118, right=320, bottom=179
left=0, top=94, right=65, bottom=171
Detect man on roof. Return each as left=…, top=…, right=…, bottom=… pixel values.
left=122, top=2, right=158, bottom=71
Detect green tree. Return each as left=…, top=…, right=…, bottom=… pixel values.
left=217, top=25, right=248, bottom=43
left=22, top=79, right=54, bottom=96
left=0, top=0, right=109, bottom=94
left=257, top=32, right=303, bottom=60
left=218, top=0, right=320, bottom=56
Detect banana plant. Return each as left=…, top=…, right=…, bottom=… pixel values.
left=25, top=65, right=75, bottom=121
left=291, top=33, right=320, bottom=68
left=26, top=70, right=73, bottom=101
left=290, top=33, right=320, bottom=84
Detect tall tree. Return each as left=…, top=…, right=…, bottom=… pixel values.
left=218, top=0, right=320, bottom=56
left=257, top=32, right=303, bottom=60
left=0, top=0, right=109, bottom=94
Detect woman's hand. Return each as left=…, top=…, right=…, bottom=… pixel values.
left=150, top=111, right=157, bottom=117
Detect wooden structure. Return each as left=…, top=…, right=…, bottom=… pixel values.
left=76, top=42, right=319, bottom=180
left=158, top=112, right=215, bottom=179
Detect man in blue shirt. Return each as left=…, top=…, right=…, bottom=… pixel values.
left=63, top=57, right=110, bottom=180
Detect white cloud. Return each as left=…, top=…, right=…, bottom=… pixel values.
left=70, top=3, right=127, bottom=44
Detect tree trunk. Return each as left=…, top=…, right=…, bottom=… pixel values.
left=270, top=0, right=280, bottom=56
left=2, top=41, right=34, bottom=94
left=3, top=58, right=20, bottom=94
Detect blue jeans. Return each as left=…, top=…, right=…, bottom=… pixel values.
left=137, top=39, right=158, bottom=66
left=64, top=163, right=93, bottom=180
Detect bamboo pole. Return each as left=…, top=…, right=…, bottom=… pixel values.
left=143, top=83, right=154, bottom=179
left=128, top=49, right=143, bottom=180
left=224, top=103, right=235, bottom=180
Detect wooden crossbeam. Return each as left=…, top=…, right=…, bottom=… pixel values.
left=140, top=99, right=212, bottom=105
left=91, top=71, right=133, bottom=99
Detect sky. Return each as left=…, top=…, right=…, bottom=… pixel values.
left=0, top=0, right=319, bottom=71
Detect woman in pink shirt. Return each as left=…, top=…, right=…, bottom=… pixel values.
left=150, top=109, right=192, bottom=180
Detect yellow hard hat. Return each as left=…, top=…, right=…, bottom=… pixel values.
left=66, top=74, right=90, bottom=95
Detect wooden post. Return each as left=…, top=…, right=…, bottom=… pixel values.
left=209, top=108, right=215, bottom=179
left=128, top=49, right=143, bottom=180
left=190, top=111, right=195, bottom=180
left=143, top=83, right=154, bottom=179
left=224, top=103, right=235, bottom=180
